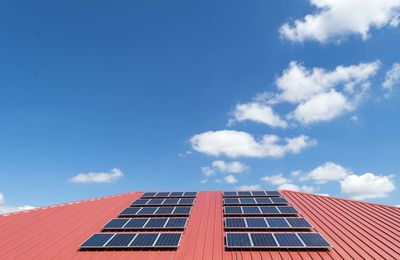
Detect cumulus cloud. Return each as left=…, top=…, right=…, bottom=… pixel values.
left=230, top=103, right=287, bottom=128
left=261, top=174, right=316, bottom=193
left=201, top=160, right=248, bottom=177
left=191, top=130, right=316, bottom=158
left=280, top=0, right=400, bottom=43
left=383, top=63, right=400, bottom=97
left=0, top=193, right=35, bottom=215
left=237, top=184, right=262, bottom=191
left=340, top=173, right=395, bottom=200
left=224, top=175, right=238, bottom=184
left=303, top=162, right=351, bottom=184
left=69, top=168, right=124, bottom=184
left=276, top=183, right=316, bottom=193
left=261, top=174, right=289, bottom=186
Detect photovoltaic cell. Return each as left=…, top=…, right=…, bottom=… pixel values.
left=142, top=192, right=157, bottom=197
left=274, top=233, right=303, bottom=247
left=225, top=218, right=246, bottom=228
left=255, top=198, right=272, bottom=204
left=183, top=192, right=197, bottom=197
left=155, top=207, right=175, bottom=214
left=156, top=192, right=170, bottom=197
left=224, top=198, right=240, bottom=204
left=179, top=198, right=194, bottom=204
left=163, top=198, right=179, bottom=205
left=104, top=218, right=129, bottom=229
left=132, top=199, right=149, bottom=205
left=277, top=206, right=298, bottom=214
left=137, top=207, right=158, bottom=215
left=81, top=234, right=114, bottom=248
left=246, top=218, right=267, bottom=228
left=226, top=233, right=251, bottom=247
left=270, top=197, right=288, bottom=204
left=120, top=207, right=141, bottom=216
left=223, top=191, right=237, bottom=197
left=266, top=191, right=280, bottom=196
left=173, top=207, right=191, bottom=214
left=251, top=191, right=266, bottom=196
left=166, top=218, right=187, bottom=228
left=242, top=206, right=261, bottom=214
left=298, top=233, right=331, bottom=247
left=105, top=234, right=136, bottom=247
left=286, top=218, right=312, bottom=228
left=266, top=218, right=290, bottom=228
left=239, top=198, right=256, bottom=204
left=145, top=218, right=167, bottom=228
left=260, top=206, right=279, bottom=214
left=130, top=233, right=158, bottom=247
left=237, top=191, right=252, bottom=196
left=170, top=192, right=184, bottom=197
left=147, top=199, right=165, bottom=205
left=250, top=233, right=277, bottom=247
left=224, top=206, right=242, bottom=214
left=154, top=233, right=181, bottom=247
left=124, top=218, right=148, bottom=228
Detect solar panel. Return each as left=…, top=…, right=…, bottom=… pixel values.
left=132, top=199, right=149, bottom=205
left=224, top=206, right=242, bottom=214
left=155, top=207, right=175, bottom=214
left=163, top=198, right=179, bottom=205
left=270, top=197, right=288, bottom=204
left=242, top=206, right=261, bottom=214
left=147, top=198, right=165, bottom=205
left=251, top=191, right=266, bottom=196
left=165, top=218, right=187, bottom=228
left=277, top=206, right=298, bottom=214
left=106, top=234, right=137, bottom=247
left=225, top=232, right=331, bottom=249
left=255, top=198, right=272, bottom=204
left=239, top=198, right=256, bottom=204
left=120, top=207, right=141, bottom=216
left=265, top=191, right=280, bottom=196
left=297, top=233, right=331, bottom=248
left=104, top=218, right=129, bottom=229
left=286, top=218, right=312, bottom=228
left=81, top=233, right=114, bottom=248
left=145, top=218, right=168, bottom=228
left=266, top=218, right=290, bottom=228
left=154, top=233, right=182, bottom=247
left=183, top=192, right=197, bottom=197
left=179, top=198, right=195, bottom=205
left=142, top=192, right=157, bottom=197
left=274, top=233, right=304, bottom=247
left=156, top=192, right=171, bottom=197
left=130, top=233, right=159, bottom=247
left=237, top=191, right=252, bottom=196
left=225, top=218, right=246, bottom=228
left=223, top=198, right=240, bottom=204
left=259, top=206, right=280, bottom=214
left=170, top=192, right=184, bottom=197
left=245, top=218, right=267, bottom=228
left=173, top=206, right=191, bottom=214
left=226, top=233, right=252, bottom=247
left=223, top=191, right=237, bottom=197
left=250, top=233, right=277, bottom=247
left=137, top=207, right=158, bottom=215
left=124, top=218, right=148, bottom=228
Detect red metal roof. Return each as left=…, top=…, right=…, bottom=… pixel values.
left=0, top=191, right=399, bottom=259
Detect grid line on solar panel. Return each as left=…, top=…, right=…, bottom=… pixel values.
left=131, top=198, right=195, bottom=206
left=223, top=206, right=298, bottom=216
left=225, top=232, right=331, bottom=249
left=223, top=191, right=281, bottom=197
left=80, top=233, right=183, bottom=249
left=224, top=217, right=312, bottom=229
left=103, top=218, right=188, bottom=230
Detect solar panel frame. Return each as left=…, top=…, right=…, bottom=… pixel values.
left=104, top=233, right=138, bottom=247
left=223, top=190, right=281, bottom=197
left=224, top=217, right=312, bottom=230
left=178, top=198, right=195, bottom=205
left=80, top=233, right=115, bottom=249
left=224, top=206, right=298, bottom=216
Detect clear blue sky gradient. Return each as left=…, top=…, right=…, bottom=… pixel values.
left=0, top=1, right=399, bottom=207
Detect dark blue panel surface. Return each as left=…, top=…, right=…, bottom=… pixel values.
left=251, top=191, right=266, bottom=196
left=173, top=207, right=191, bottom=214
left=225, top=218, right=246, bottom=228
left=145, top=218, right=168, bottom=228
left=166, top=218, right=187, bottom=228
left=266, top=218, right=290, bottom=228
left=237, top=191, right=252, bottom=196
left=156, top=192, right=170, bottom=197
left=155, top=207, right=175, bottom=214
left=137, top=207, right=158, bottom=215
left=277, top=206, right=298, bottom=214
left=223, top=191, right=237, bottom=196
left=147, top=199, right=165, bottom=205
left=163, top=198, right=179, bottom=205
left=274, top=233, right=303, bottom=247
left=179, top=198, right=194, bottom=204
left=259, top=206, right=279, bottom=214
left=104, top=218, right=129, bottom=229
left=224, top=206, right=242, bottom=214
left=286, top=218, right=312, bottom=228
left=242, top=206, right=261, bottom=214
left=240, top=198, right=256, bottom=204
left=224, top=198, right=240, bottom=204
left=271, top=197, right=288, bottom=204
left=142, top=192, right=156, bottom=197
left=226, top=233, right=251, bottom=247
left=120, top=207, right=141, bottom=216
left=81, top=234, right=113, bottom=247
left=105, top=234, right=136, bottom=247
left=154, top=233, right=181, bottom=247
left=170, top=192, right=184, bottom=196
left=130, top=233, right=158, bottom=247
left=255, top=198, right=272, bottom=204
left=266, top=191, right=280, bottom=196
left=246, top=218, right=267, bottom=228
left=298, top=233, right=330, bottom=247
left=183, top=192, right=197, bottom=197
left=125, top=218, right=148, bottom=228
left=251, top=233, right=278, bottom=247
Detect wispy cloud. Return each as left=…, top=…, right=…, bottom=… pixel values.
left=69, top=168, right=124, bottom=184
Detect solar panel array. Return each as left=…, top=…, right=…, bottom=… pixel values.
left=222, top=190, right=331, bottom=250
left=80, top=191, right=196, bottom=251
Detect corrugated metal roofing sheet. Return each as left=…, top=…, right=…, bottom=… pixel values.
left=0, top=190, right=399, bottom=259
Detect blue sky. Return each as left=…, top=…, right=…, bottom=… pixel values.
left=1, top=0, right=400, bottom=212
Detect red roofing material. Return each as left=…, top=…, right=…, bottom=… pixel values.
left=0, top=190, right=399, bottom=259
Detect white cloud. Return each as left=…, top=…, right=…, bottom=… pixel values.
left=383, top=63, right=400, bottom=97
left=230, top=103, right=287, bottom=128
left=304, top=162, right=351, bottom=184
left=316, top=193, right=330, bottom=197
left=0, top=193, right=35, bottom=215
left=69, top=168, right=124, bottom=184
left=280, top=0, right=400, bottom=43
left=191, top=130, right=316, bottom=158
left=261, top=174, right=289, bottom=186
left=237, top=184, right=262, bottom=191
left=340, top=173, right=395, bottom=200
left=277, top=183, right=301, bottom=191
left=201, top=166, right=215, bottom=177
left=224, top=175, right=238, bottom=184
left=200, top=179, right=208, bottom=184
left=201, top=160, right=248, bottom=177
